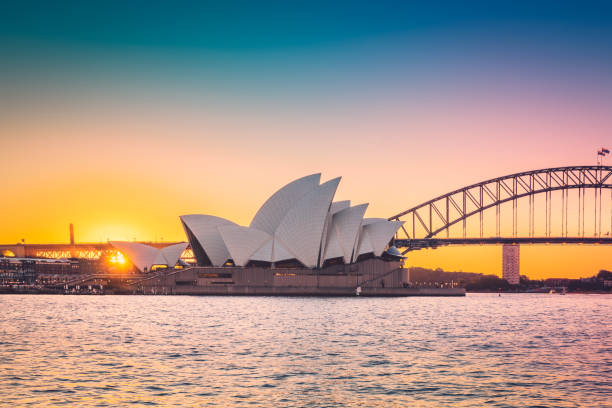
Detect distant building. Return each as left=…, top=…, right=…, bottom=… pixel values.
left=502, top=244, right=520, bottom=284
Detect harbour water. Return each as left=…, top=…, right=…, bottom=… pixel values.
left=0, top=294, right=610, bottom=407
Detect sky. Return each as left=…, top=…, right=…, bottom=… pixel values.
left=2, top=1, right=612, bottom=279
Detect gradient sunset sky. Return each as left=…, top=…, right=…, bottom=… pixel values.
left=2, top=1, right=612, bottom=279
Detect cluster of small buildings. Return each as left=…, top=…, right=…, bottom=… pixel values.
left=0, top=257, right=100, bottom=286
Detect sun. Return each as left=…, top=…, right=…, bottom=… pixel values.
left=108, top=251, right=127, bottom=265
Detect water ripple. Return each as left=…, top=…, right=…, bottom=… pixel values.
left=0, top=294, right=610, bottom=407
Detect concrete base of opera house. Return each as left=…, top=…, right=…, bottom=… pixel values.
left=128, top=258, right=466, bottom=297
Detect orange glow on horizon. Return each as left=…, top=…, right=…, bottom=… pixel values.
left=3, top=92, right=612, bottom=280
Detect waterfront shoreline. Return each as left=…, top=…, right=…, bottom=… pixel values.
left=0, top=287, right=466, bottom=296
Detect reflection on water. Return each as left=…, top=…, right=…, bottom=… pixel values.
left=0, top=294, right=610, bottom=407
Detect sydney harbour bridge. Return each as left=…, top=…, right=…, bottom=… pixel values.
left=389, top=165, right=612, bottom=254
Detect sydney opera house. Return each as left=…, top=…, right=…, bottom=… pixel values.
left=180, top=174, right=403, bottom=269
left=110, top=174, right=464, bottom=296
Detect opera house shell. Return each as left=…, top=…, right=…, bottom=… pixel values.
left=109, top=241, right=188, bottom=273
left=180, top=174, right=404, bottom=269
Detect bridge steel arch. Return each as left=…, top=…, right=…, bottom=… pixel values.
left=389, top=166, right=612, bottom=252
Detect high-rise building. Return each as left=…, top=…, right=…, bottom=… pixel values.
left=502, top=244, right=520, bottom=284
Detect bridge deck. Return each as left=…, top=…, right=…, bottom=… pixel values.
left=396, top=237, right=612, bottom=252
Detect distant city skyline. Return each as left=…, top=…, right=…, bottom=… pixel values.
left=3, top=1, right=612, bottom=279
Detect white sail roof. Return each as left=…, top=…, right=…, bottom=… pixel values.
left=110, top=241, right=160, bottom=272
left=319, top=201, right=351, bottom=264
left=275, top=177, right=340, bottom=268
left=249, top=173, right=321, bottom=235
left=362, top=218, right=387, bottom=225
left=357, top=219, right=404, bottom=257
left=249, top=237, right=296, bottom=263
left=330, top=200, right=350, bottom=214
left=110, top=241, right=187, bottom=272
left=356, top=218, right=381, bottom=256
left=153, top=251, right=167, bottom=267
left=160, top=242, right=189, bottom=267
left=323, top=228, right=343, bottom=260
left=271, top=238, right=295, bottom=262
left=356, top=230, right=375, bottom=257
left=369, top=220, right=403, bottom=256
left=324, top=203, right=368, bottom=263
left=249, top=239, right=273, bottom=262
left=218, top=225, right=272, bottom=267
left=180, top=214, right=238, bottom=266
